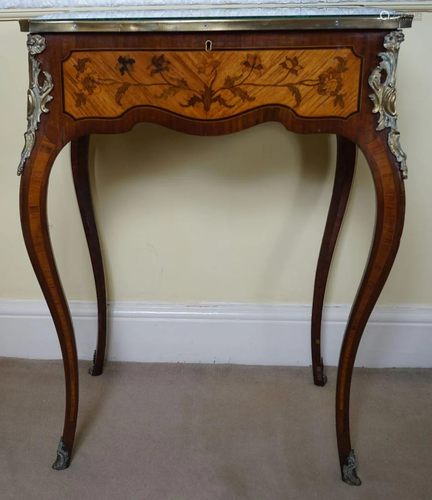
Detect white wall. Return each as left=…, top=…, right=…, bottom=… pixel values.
left=0, top=16, right=431, bottom=307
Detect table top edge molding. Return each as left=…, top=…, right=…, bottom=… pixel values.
left=22, top=14, right=414, bottom=33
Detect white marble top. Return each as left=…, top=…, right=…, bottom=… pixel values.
left=33, top=7, right=397, bottom=21
left=0, top=0, right=412, bottom=9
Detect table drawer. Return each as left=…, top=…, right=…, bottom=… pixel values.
left=62, top=47, right=362, bottom=121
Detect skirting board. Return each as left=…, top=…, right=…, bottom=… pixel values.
left=0, top=300, right=431, bottom=367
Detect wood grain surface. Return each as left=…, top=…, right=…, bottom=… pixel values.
left=62, top=47, right=362, bottom=120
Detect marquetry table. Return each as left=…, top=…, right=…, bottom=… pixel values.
left=16, top=8, right=413, bottom=485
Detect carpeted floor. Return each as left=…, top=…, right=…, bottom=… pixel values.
left=0, top=359, right=431, bottom=499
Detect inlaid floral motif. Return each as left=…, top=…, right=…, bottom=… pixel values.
left=317, top=58, right=347, bottom=108
left=74, top=58, right=101, bottom=107
left=116, top=55, right=136, bottom=76
left=73, top=52, right=349, bottom=113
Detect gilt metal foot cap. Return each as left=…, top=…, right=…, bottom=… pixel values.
left=88, top=349, right=103, bottom=376
left=52, top=437, right=70, bottom=470
left=315, top=358, right=328, bottom=387
left=319, top=357, right=328, bottom=386
left=88, top=349, right=97, bottom=376
left=342, top=450, right=361, bottom=486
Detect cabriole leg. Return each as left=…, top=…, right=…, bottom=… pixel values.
left=311, top=135, right=356, bottom=386
left=71, top=136, right=107, bottom=376
left=20, top=135, right=79, bottom=470
left=336, top=134, right=405, bottom=485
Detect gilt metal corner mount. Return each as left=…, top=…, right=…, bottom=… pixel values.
left=17, top=34, right=54, bottom=176
left=369, top=30, right=408, bottom=179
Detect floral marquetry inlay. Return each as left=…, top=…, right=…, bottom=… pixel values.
left=62, top=48, right=362, bottom=120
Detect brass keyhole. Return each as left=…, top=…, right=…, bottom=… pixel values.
left=205, top=40, right=213, bottom=52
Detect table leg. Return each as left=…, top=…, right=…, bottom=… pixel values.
left=20, top=134, right=78, bottom=470
left=71, top=136, right=107, bottom=376
left=336, top=134, right=405, bottom=486
left=311, top=136, right=356, bottom=386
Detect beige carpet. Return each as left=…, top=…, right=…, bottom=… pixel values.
left=0, top=359, right=431, bottom=499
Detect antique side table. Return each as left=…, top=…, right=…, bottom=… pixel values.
left=17, top=8, right=412, bottom=485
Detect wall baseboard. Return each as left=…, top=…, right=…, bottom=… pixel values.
left=0, top=300, right=431, bottom=367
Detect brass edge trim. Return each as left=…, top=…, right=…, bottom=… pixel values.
left=24, top=15, right=413, bottom=33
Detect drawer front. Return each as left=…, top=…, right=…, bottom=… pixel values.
left=62, top=47, right=362, bottom=121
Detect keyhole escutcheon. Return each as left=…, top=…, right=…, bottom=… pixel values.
left=205, top=40, right=213, bottom=52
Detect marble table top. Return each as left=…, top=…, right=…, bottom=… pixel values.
left=0, top=0, right=413, bottom=10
